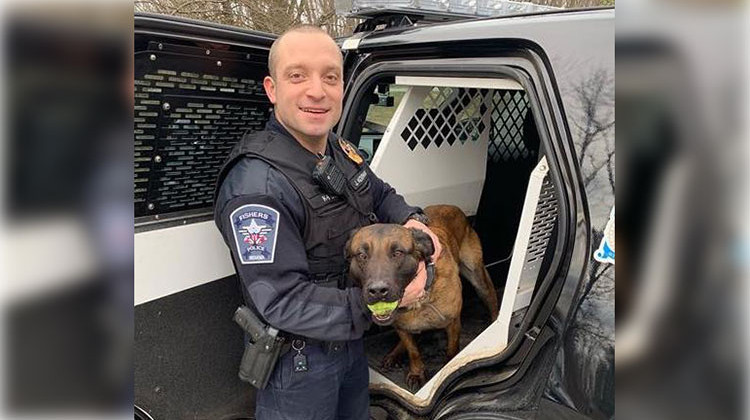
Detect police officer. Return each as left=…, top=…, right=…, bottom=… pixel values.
left=213, top=25, right=441, bottom=419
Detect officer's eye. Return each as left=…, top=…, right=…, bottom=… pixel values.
left=392, top=250, right=404, bottom=258
left=289, top=72, right=305, bottom=82
left=357, top=252, right=368, bottom=261
left=324, top=73, right=339, bottom=84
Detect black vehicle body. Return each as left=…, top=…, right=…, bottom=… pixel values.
left=134, top=8, right=613, bottom=420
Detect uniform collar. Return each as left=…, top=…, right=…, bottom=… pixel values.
left=265, top=113, right=334, bottom=156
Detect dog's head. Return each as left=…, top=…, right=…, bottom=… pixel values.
left=346, top=224, right=435, bottom=326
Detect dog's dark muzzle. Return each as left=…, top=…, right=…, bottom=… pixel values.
left=361, top=279, right=402, bottom=326
left=364, top=279, right=401, bottom=305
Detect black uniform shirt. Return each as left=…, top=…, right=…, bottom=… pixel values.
left=215, top=116, right=419, bottom=342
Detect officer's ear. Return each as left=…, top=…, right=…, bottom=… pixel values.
left=263, top=75, right=277, bottom=104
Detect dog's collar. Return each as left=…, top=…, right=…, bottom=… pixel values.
left=425, top=260, right=436, bottom=292
left=405, top=258, right=436, bottom=308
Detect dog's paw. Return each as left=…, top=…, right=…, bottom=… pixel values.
left=381, top=354, right=402, bottom=370
left=405, top=371, right=426, bottom=391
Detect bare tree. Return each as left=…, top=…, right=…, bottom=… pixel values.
left=135, top=0, right=613, bottom=37
left=135, top=0, right=362, bottom=37
left=544, top=67, right=615, bottom=420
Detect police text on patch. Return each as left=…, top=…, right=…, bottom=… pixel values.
left=230, top=204, right=280, bottom=264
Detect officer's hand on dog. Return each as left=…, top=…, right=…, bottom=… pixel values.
left=402, top=219, right=442, bottom=262
left=400, top=220, right=442, bottom=308
left=400, top=261, right=427, bottom=307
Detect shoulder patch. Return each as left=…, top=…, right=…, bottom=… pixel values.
left=230, top=204, right=280, bottom=264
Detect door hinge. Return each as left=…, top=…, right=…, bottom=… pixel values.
left=524, top=326, right=541, bottom=342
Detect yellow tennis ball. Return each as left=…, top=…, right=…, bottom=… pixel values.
left=367, top=301, right=399, bottom=315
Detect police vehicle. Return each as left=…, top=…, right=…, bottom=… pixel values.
left=134, top=3, right=614, bottom=419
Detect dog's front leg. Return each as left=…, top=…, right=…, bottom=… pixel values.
left=382, top=340, right=405, bottom=370
left=395, top=329, right=425, bottom=391
left=446, top=317, right=461, bottom=360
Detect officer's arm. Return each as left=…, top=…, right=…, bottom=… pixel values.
left=218, top=192, right=370, bottom=342
left=364, top=165, right=421, bottom=223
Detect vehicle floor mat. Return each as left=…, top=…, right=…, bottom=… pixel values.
left=364, top=315, right=489, bottom=390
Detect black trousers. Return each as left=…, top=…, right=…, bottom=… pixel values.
left=255, top=338, right=369, bottom=420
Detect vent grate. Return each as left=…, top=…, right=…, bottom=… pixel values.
left=134, top=54, right=271, bottom=219
left=488, top=90, right=531, bottom=163
left=525, top=176, right=557, bottom=265
left=400, top=87, right=490, bottom=150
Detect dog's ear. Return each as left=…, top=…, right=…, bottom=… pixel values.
left=409, top=228, right=435, bottom=261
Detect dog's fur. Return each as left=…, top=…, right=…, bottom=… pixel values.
left=346, top=205, right=498, bottom=390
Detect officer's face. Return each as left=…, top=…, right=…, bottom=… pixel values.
left=263, top=32, right=344, bottom=146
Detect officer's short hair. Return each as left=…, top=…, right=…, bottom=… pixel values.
left=268, top=25, right=338, bottom=79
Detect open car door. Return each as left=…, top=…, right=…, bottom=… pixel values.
left=333, top=8, right=612, bottom=418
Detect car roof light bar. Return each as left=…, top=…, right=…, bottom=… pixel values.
left=336, top=0, right=561, bottom=22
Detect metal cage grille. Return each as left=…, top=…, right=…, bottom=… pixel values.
left=396, top=87, right=533, bottom=164
left=134, top=45, right=271, bottom=220
left=488, top=90, right=531, bottom=162
left=526, top=175, right=557, bottom=265
left=400, top=87, right=489, bottom=150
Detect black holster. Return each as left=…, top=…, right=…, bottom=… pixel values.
left=234, top=306, right=285, bottom=389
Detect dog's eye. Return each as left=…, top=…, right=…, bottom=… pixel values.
left=357, top=253, right=368, bottom=261
left=392, top=250, right=404, bottom=258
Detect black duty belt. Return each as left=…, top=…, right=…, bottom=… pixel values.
left=279, top=333, right=346, bottom=356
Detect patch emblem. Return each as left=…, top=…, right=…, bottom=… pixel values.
left=594, top=207, right=615, bottom=265
left=350, top=168, right=369, bottom=190
left=230, top=204, right=280, bottom=264
left=338, top=138, right=363, bottom=165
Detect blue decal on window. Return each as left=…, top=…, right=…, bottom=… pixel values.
left=594, top=207, right=615, bottom=265
left=230, top=204, right=280, bottom=264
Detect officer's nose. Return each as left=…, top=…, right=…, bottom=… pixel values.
left=367, top=282, right=390, bottom=301
left=306, top=78, right=326, bottom=100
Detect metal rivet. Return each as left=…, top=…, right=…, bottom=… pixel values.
left=157, top=43, right=163, bottom=50
left=147, top=203, right=155, bottom=210
left=155, top=214, right=160, bottom=220
left=154, top=155, right=162, bottom=163
left=540, top=164, right=547, bottom=171
left=265, top=345, right=271, bottom=351
left=205, top=49, right=211, bottom=55
left=162, top=102, right=170, bottom=111
left=216, top=61, right=222, bottom=67
left=149, top=54, right=156, bottom=61
left=246, top=53, right=251, bottom=59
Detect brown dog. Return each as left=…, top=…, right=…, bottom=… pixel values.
left=346, top=205, right=498, bottom=390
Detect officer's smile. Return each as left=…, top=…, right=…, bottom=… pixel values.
left=299, top=106, right=330, bottom=114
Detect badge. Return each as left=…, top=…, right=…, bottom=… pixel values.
left=594, top=207, right=615, bottom=265
left=338, top=137, right=363, bottom=165
left=230, top=204, right=280, bottom=264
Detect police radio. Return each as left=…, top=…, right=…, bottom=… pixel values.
left=312, top=155, right=346, bottom=197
